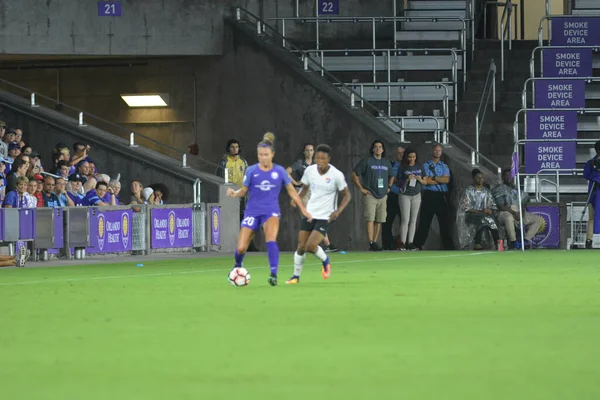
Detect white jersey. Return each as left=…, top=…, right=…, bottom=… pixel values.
left=301, top=164, right=347, bottom=220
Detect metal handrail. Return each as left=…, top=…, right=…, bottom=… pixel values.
left=379, top=115, right=443, bottom=142
left=446, top=129, right=503, bottom=180
left=532, top=168, right=585, bottom=202
left=266, top=15, right=469, bottom=87
left=235, top=7, right=411, bottom=136
left=338, top=81, right=452, bottom=119
left=500, top=0, right=514, bottom=81
left=300, top=48, right=463, bottom=92
left=484, top=1, right=519, bottom=40
left=529, top=45, right=600, bottom=78
left=475, top=59, right=497, bottom=163
left=513, top=107, right=600, bottom=143
left=0, top=78, right=209, bottom=170
left=521, top=76, right=600, bottom=110
left=513, top=137, right=598, bottom=251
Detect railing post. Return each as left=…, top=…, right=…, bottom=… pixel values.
left=303, top=54, right=309, bottom=71
left=400, top=129, right=405, bottom=143
left=182, top=153, right=190, bottom=168
left=235, top=7, right=241, bottom=21
left=78, top=112, right=86, bottom=127
left=492, top=70, right=497, bottom=112
left=350, top=93, right=357, bottom=108
left=30, top=93, right=39, bottom=108
left=224, top=169, right=229, bottom=184
left=256, top=20, right=263, bottom=35
left=282, top=19, right=287, bottom=47
left=470, top=150, right=476, bottom=166
left=475, top=114, right=480, bottom=163
left=129, top=132, right=138, bottom=147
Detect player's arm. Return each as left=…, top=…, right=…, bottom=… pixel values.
left=286, top=166, right=301, bottom=187
left=226, top=186, right=248, bottom=198
left=328, top=186, right=352, bottom=222
left=291, top=183, right=309, bottom=208
left=285, top=183, right=312, bottom=221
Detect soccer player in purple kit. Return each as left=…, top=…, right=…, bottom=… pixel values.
left=226, top=132, right=312, bottom=286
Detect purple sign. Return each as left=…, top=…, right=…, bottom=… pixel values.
left=551, top=17, right=600, bottom=46
left=526, top=205, right=560, bottom=248
left=211, top=206, right=221, bottom=246
left=88, top=209, right=132, bottom=253
left=525, top=142, right=576, bottom=174
left=534, top=79, right=586, bottom=108
left=19, top=209, right=36, bottom=240
left=151, top=208, right=193, bottom=248
left=526, top=111, right=577, bottom=139
left=318, top=0, right=339, bottom=15
left=98, top=1, right=122, bottom=16
left=542, top=48, right=593, bottom=77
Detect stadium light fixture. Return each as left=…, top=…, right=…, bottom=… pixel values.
left=120, top=93, right=169, bottom=107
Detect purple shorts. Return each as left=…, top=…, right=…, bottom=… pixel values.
left=241, top=213, right=280, bottom=231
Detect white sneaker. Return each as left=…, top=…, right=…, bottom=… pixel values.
left=16, top=245, right=27, bottom=267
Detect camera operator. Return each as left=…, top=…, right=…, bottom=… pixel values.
left=583, top=140, right=600, bottom=248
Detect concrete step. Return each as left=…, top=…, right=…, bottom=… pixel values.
left=404, top=9, right=467, bottom=18
left=407, top=0, right=467, bottom=9
left=401, top=21, right=466, bottom=31
left=396, top=31, right=461, bottom=41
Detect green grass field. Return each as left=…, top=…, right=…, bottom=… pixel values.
left=1, top=250, right=600, bottom=399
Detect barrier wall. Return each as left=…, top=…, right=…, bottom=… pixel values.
left=3, top=204, right=215, bottom=261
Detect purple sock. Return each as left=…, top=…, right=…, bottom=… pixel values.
left=234, top=250, right=245, bottom=267
left=266, top=241, right=279, bottom=276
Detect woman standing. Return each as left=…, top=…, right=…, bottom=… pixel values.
left=396, top=149, right=425, bottom=251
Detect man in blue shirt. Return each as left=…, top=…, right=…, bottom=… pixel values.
left=41, top=176, right=61, bottom=208
left=413, top=144, right=453, bottom=250
left=382, top=144, right=405, bottom=250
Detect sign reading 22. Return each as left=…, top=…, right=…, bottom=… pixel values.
left=319, top=0, right=339, bottom=15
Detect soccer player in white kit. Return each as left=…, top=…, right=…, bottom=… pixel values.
left=286, top=144, right=352, bottom=284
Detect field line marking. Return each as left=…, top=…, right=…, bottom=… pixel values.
left=0, top=252, right=490, bottom=287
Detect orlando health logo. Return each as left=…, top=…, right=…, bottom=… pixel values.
left=97, top=214, right=106, bottom=251
left=168, top=210, right=176, bottom=246
left=121, top=212, right=130, bottom=249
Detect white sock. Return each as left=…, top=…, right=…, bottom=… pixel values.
left=314, top=246, right=328, bottom=262
left=294, top=252, right=306, bottom=277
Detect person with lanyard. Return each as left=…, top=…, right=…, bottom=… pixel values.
left=382, top=144, right=405, bottom=250
left=413, top=143, right=453, bottom=250
left=352, top=140, right=395, bottom=251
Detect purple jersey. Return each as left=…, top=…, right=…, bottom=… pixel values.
left=243, top=163, right=291, bottom=216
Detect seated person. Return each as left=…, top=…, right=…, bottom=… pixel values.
left=67, top=173, right=85, bottom=206
left=3, top=176, right=32, bottom=208
left=492, top=169, right=543, bottom=249
left=459, top=169, right=499, bottom=250
left=82, top=181, right=116, bottom=206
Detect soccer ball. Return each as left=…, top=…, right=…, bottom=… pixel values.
left=228, top=267, right=251, bottom=287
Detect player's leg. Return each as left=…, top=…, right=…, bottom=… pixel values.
left=263, top=216, right=281, bottom=286
left=287, top=228, right=311, bottom=284
left=234, top=216, right=259, bottom=268
left=304, top=221, right=332, bottom=279
left=586, top=205, right=594, bottom=248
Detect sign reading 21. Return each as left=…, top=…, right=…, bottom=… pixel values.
left=318, top=0, right=339, bottom=15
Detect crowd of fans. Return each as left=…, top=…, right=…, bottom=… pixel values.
left=0, top=121, right=169, bottom=210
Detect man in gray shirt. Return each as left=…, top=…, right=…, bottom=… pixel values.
left=352, top=140, right=395, bottom=251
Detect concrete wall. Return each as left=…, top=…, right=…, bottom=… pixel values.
left=0, top=0, right=395, bottom=56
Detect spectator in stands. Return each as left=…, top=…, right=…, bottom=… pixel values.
left=20, top=145, right=32, bottom=156
left=87, top=159, right=97, bottom=176
left=34, top=175, right=44, bottom=207
left=130, top=180, right=145, bottom=205
left=217, top=139, right=248, bottom=185
left=70, top=143, right=90, bottom=168
left=459, top=169, right=499, bottom=250
left=583, top=140, right=600, bottom=249
left=382, top=144, right=405, bottom=250
left=396, top=148, right=424, bottom=251
left=52, top=160, right=69, bottom=179
left=6, top=158, right=29, bottom=193
left=0, top=121, right=7, bottom=159
left=3, top=176, right=30, bottom=208
left=67, top=173, right=85, bottom=206
left=352, top=140, right=395, bottom=251
left=54, top=177, right=75, bottom=207
left=4, top=129, right=16, bottom=145
left=109, top=179, right=121, bottom=205
left=413, top=144, right=453, bottom=250
left=492, top=168, right=543, bottom=249
left=83, top=181, right=116, bottom=206
left=26, top=179, right=38, bottom=208
left=149, top=183, right=169, bottom=205
left=0, top=158, right=8, bottom=202
left=41, top=176, right=61, bottom=207
left=15, top=129, right=24, bottom=148
left=7, top=142, right=20, bottom=163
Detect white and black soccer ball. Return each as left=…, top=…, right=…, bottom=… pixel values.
left=228, top=267, right=251, bottom=287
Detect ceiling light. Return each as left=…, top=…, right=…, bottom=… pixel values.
left=120, top=94, right=169, bottom=107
